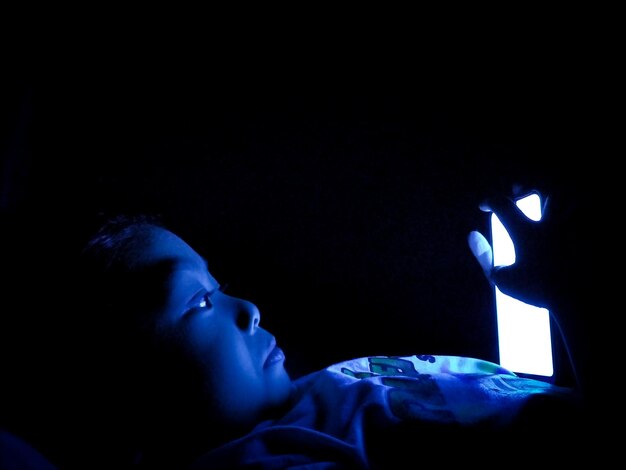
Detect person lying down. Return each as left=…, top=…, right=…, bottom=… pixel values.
left=2, top=189, right=587, bottom=469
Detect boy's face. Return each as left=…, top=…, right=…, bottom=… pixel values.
left=129, top=226, right=292, bottom=432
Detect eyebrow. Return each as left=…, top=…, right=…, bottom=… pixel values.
left=149, top=257, right=215, bottom=310
left=137, top=256, right=212, bottom=292
left=167, top=257, right=219, bottom=291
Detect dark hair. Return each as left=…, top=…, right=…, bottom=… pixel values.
left=74, top=213, right=216, bottom=467
left=1, top=212, right=172, bottom=468
left=81, top=213, right=164, bottom=269
left=75, top=213, right=171, bottom=327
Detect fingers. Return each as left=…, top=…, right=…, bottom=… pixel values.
left=489, top=265, right=514, bottom=295
left=482, top=194, right=541, bottom=249
left=481, top=195, right=524, bottom=229
left=490, top=265, right=548, bottom=309
left=471, top=188, right=554, bottom=309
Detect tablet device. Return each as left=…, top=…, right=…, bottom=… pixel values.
left=491, top=193, right=554, bottom=379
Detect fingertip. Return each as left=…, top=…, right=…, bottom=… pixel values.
left=467, top=231, right=493, bottom=270
left=478, top=202, right=491, bottom=212
left=467, top=231, right=487, bottom=254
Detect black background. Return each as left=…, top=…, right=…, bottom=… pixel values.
left=1, top=47, right=594, bottom=379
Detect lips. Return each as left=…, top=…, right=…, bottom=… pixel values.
left=264, top=338, right=285, bottom=368
left=264, top=346, right=285, bottom=367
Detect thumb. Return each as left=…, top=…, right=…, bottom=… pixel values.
left=467, top=231, right=493, bottom=276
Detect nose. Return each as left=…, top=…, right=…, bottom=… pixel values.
left=235, top=298, right=261, bottom=334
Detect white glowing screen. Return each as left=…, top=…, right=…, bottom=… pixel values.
left=492, top=193, right=553, bottom=377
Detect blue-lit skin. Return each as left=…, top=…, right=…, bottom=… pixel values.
left=468, top=192, right=555, bottom=309
left=124, top=226, right=292, bottom=448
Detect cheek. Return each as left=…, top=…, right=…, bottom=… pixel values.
left=150, top=317, right=222, bottom=383
left=181, top=319, right=257, bottom=385
left=202, top=332, right=257, bottom=383
left=175, top=311, right=225, bottom=353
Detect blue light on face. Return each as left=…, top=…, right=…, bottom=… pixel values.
left=492, top=193, right=553, bottom=377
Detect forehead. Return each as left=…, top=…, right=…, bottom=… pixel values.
left=124, top=227, right=211, bottom=285
left=121, top=227, right=213, bottom=308
left=136, top=227, right=205, bottom=269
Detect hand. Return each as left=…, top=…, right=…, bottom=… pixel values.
left=469, top=187, right=589, bottom=403
left=467, top=190, right=569, bottom=310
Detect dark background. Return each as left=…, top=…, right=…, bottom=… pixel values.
left=1, top=56, right=593, bottom=379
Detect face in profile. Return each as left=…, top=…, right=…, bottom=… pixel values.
left=120, top=225, right=293, bottom=440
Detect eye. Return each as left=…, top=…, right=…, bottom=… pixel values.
left=197, top=292, right=214, bottom=310
left=200, top=283, right=229, bottom=308
left=185, top=283, right=227, bottom=317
